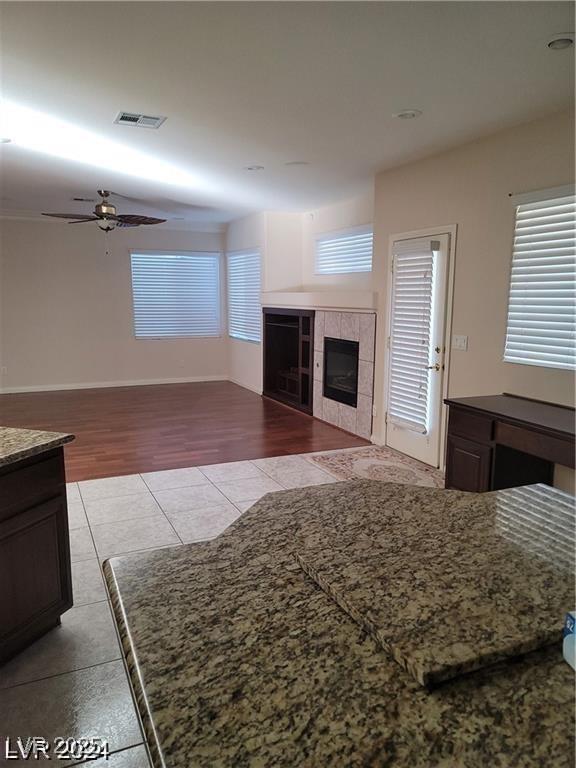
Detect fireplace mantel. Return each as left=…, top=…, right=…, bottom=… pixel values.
left=261, top=290, right=377, bottom=311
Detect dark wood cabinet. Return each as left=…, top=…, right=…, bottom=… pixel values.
left=445, top=394, right=574, bottom=492
left=0, top=448, right=72, bottom=663
left=263, top=307, right=314, bottom=414
left=445, top=434, right=492, bottom=492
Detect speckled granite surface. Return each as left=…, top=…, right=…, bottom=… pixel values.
left=0, top=426, right=74, bottom=466
left=104, top=481, right=575, bottom=767
left=296, top=484, right=575, bottom=687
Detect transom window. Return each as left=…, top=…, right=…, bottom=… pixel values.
left=315, top=226, right=373, bottom=274
left=130, top=251, right=221, bottom=338
left=504, top=187, right=575, bottom=370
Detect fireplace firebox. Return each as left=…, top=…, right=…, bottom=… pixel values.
left=323, top=337, right=359, bottom=407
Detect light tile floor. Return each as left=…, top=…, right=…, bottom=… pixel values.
left=0, top=450, right=345, bottom=766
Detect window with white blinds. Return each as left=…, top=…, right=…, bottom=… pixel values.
left=130, top=252, right=221, bottom=338
left=504, top=189, right=575, bottom=370
left=227, top=250, right=262, bottom=342
left=387, top=239, right=438, bottom=434
left=315, top=226, right=373, bottom=274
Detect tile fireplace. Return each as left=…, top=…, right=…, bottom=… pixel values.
left=262, top=305, right=376, bottom=439
left=314, top=311, right=376, bottom=439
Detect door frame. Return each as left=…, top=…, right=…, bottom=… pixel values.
left=381, top=224, right=458, bottom=470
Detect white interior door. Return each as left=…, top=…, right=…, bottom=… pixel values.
left=385, top=234, right=450, bottom=466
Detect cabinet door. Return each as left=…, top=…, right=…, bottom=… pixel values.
left=0, top=496, right=72, bottom=659
left=445, top=435, right=492, bottom=492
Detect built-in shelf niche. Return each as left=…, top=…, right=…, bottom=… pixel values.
left=263, top=307, right=315, bottom=414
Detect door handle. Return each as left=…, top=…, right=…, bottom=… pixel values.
left=426, top=364, right=440, bottom=371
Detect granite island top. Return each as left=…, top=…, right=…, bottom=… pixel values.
left=103, top=481, right=575, bottom=768
left=0, top=426, right=74, bottom=466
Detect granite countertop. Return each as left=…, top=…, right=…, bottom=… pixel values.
left=104, top=481, right=575, bottom=767
left=0, top=426, right=74, bottom=466
left=296, top=484, right=575, bottom=687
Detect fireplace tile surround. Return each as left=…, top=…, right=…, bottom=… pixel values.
left=313, top=311, right=376, bottom=439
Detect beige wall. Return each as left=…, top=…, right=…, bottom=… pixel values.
left=263, top=212, right=303, bottom=292
left=2, top=110, right=573, bottom=490
left=225, top=210, right=305, bottom=393
left=0, top=219, right=227, bottom=390
left=225, top=213, right=266, bottom=393
left=372, top=109, right=575, bottom=443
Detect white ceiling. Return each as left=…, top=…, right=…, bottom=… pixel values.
left=0, top=1, right=573, bottom=226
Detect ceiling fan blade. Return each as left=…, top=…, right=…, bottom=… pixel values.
left=68, top=218, right=100, bottom=224
left=42, top=213, right=97, bottom=220
left=109, top=190, right=215, bottom=216
left=115, top=214, right=167, bottom=226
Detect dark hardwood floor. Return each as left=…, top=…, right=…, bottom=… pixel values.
left=0, top=382, right=368, bottom=481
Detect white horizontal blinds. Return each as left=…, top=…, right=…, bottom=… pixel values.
left=131, top=252, right=220, bottom=338
left=315, top=227, right=373, bottom=274
left=227, top=250, right=262, bottom=342
left=388, top=238, right=438, bottom=434
left=504, top=192, right=576, bottom=370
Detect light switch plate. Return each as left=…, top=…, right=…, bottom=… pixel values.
left=452, top=334, right=468, bottom=351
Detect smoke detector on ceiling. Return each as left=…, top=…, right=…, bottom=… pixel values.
left=114, top=112, right=167, bottom=129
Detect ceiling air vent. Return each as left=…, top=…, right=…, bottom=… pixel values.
left=114, top=112, right=166, bottom=129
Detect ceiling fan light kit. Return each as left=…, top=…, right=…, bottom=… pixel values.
left=42, top=190, right=166, bottom=233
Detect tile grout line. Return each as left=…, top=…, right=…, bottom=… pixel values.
left=252, top=454, right=341, bottom=488
left=68, top=741, right=147, bottom=768
left=70, top=487, right=148, bottom=761
left=70, top=454, right=345, bottom=563
left=0, top=656, right=124, bottom=693
left=31, top=452, right=356, bottom=763
left=139, top=472, right=185, bottom=546
left=147, top=469, right=229, bottom=543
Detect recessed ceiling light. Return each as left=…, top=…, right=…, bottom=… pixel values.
left=285, top=160, right=310, bottom=166
left=393, top=109, right=422, bottom=120
left=244, top=165, right=265, bottom=171
left=547, top=34, right=574, bottom=50
left=0, top=137, right=12, bottom=144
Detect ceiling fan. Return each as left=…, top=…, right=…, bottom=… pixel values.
left=42, top=190, right=166, bottom=231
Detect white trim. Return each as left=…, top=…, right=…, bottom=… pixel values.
left=380, top=224, right=457, bottom=471
left=315, top=223, right=373, bottom=242
left=261, top=290, right=377, bottom=311
left=129, top=248, right=223, bottom=258
left=228, top=377, right=263, bottom=395
left=225, top=247, right=261, bottom=257
left=510, top=184, right=575, bottom=206
left=0, top=375, right=227, bottom=394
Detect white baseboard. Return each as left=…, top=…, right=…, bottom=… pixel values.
left=228, top=377, right=263, bottom=395
left=0, top=375, right=228, bottom=394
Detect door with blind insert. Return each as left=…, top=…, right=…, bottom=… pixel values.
left=385, top=234, right=450, bottom=466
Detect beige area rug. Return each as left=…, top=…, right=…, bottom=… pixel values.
left=309, top=445, right=445, bottom=488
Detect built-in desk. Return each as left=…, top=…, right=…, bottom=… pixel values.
left=444, top=394, right=575, bottom=492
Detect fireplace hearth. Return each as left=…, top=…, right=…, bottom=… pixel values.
left=323, top=337, right=359, bottom=407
